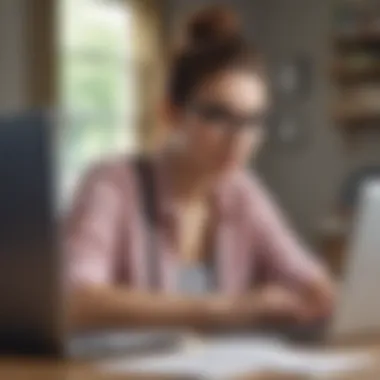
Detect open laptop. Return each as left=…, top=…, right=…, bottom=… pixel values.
left=328, top=178, right=380, bottom=342
left=0, top=110, right=182, bottom=357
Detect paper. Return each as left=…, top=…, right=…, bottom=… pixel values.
left=255, top=349, right=372, bottom=376
left=100, top=337, right=373, bottom=379
left=101, top=347, right=268, bottom=378
left=100, top=337, right=280, bottom=378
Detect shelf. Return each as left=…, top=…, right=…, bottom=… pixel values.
left=334, top=108, right=380, bottom=126
left=334, top=31, right=380, bottom=49
left=332, top=63, right=380, bottom=83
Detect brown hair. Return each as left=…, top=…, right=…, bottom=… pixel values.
left=168, top=6, right=264, bottom=107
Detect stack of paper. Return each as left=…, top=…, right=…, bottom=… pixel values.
left=100, top=337, right=373, bottom=379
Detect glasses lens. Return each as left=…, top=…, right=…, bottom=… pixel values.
left=191, top=102, right=266, bottom=131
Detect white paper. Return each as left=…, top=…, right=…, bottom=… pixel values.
left=100, top=337, right=281, bottom=378
left=256, top=349, right=372, bottom=376
left=101, top=348, right=267, bottom=378
left=100, top=337, right=373, bottom=379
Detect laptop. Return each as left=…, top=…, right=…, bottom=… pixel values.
left=0, top=110, right=182, bottom=357
left=328, top=178, right=380, bottom=342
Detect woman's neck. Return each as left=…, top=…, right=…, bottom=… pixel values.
left=164, top=148, right=214, bottom=203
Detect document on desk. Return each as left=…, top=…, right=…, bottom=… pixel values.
left=100, top=337, right=373, bottom=379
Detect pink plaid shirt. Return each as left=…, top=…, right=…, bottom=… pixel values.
left=65, top=155, right=324, bottom=295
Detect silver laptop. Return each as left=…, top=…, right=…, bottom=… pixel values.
left=329, top=179, right=380, bottom=340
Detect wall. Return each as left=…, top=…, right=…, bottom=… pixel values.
left=248, top=0, right=380, bottom=244
left=0, top=0, right=28, bottom=112
left=164, top=0, right=380, bottom=245
left=253, top=0, right=347, bottom=244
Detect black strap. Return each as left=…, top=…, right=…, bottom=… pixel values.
left=134, top=156, right=219, bottom=292
left=135, top=157, right=160, bottom=290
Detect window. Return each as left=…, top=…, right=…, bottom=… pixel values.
left=58, top=0, right=137, bottom=207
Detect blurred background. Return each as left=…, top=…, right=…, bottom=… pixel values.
left=2, top=0, right=380, bottom=277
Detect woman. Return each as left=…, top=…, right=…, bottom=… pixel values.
left=66, top=6, right=334, bottom=330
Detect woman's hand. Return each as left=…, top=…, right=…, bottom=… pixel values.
left=254, top=285, right=308, bottom=322
left=204, top=285, right=309, bottom=327
left=300, top=273, right=336, bottom=321
left=253, top=279, right=335, bottom=326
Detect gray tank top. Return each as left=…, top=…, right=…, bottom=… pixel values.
left=176, top=262, right=217, bottom=294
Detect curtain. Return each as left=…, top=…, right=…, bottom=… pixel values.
left=131, top=0, right=167, bottom=153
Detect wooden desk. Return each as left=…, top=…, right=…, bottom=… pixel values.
left=0, top=342, right=379, bottom=380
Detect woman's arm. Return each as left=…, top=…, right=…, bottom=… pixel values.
left=68, top=284, right=220, bottom=330
left=67, top=283, right=309, bottom=331
left=247, top=175, right=336, bottom=322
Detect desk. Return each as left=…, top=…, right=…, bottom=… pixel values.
left=0, top=343, right=380, bottom=380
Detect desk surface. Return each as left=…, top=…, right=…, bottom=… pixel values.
left=1, top=343, right=380, bottom=380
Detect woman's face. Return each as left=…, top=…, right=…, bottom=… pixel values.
left=173, top=70, right=268, bottom=174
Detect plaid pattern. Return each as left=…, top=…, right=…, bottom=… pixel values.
left=65, top=155, right=324, bottom=294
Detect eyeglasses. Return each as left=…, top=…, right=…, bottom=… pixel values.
left=188, top=102, right=267, bottom=132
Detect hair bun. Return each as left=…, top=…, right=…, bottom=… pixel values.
left=185, top=6, right=241, bottom=48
